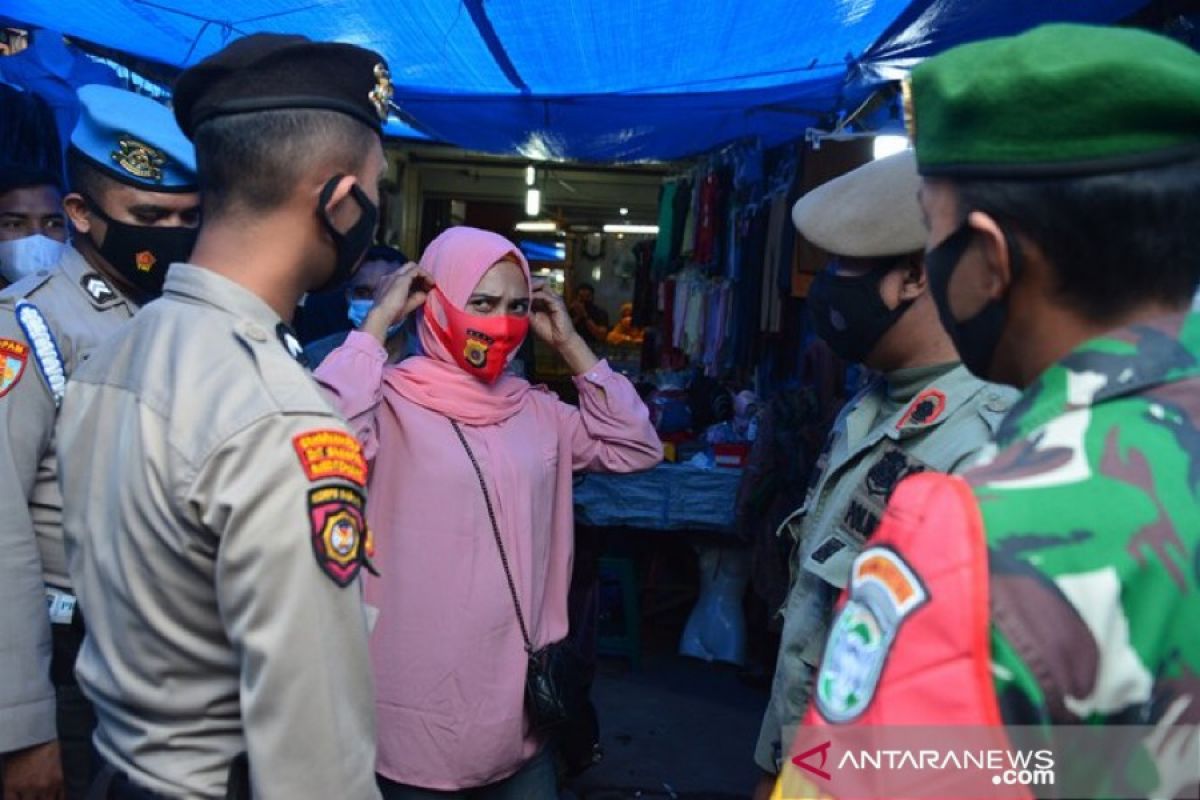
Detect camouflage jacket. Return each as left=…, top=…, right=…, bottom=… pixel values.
left=802, top=313, right=1200, bottom=798
left=974, top=313, right=1199, bottom=735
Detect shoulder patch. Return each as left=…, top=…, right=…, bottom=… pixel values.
left=896, top=388, right=947, bottom=430
left=0, top=338, right=29, bottom=397
left=80, top=272, right=117, bottom=305
left=308, top=484, right=373, bottom=587
left=292, top=428, right=368, bottom=486
left=815, top=546, right=928, bottom=723
left=276, top=323, right=310, bottom=368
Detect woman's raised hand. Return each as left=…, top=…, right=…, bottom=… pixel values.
left=363, top=262, right=435, bottom=345
left=529, top=280, right=578, bottom=349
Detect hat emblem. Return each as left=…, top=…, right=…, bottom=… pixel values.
left=900, top=77, right=916, bottom=145
left=370, top=63, right=393, bottom=122
left=112, top=136, right=166, bottom=183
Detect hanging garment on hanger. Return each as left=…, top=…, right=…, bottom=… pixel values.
left=694, top=169, right=720, bottom=267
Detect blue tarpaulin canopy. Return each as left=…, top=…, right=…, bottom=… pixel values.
left=3, top=0, right=1152, bottom=162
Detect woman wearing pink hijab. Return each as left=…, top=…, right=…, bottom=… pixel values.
left=315, top=226, right=662, bottom=799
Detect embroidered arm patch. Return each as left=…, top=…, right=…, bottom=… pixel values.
left=0, top=338, right=29, bottom=398
left=292, top=429, right=368, bottom=486
left=814, top=546, right=928, bottom=722
left=308, top=484, right=375, bottom=587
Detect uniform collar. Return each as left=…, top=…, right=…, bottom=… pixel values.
left=164, top=263, right=286, bottom=329
left=848, top=363, right=991, bottom=445
left=163, top=264, right=308, bottom=365
left=995, top=312, right=1200, bottom=447
left=59, top=246, right=137, bottom=312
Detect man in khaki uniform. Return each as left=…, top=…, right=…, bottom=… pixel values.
left=0, top=86, right=199, bottom=800
left=56, top=35, right=392, bottom=800
left=752, top=151, right=1018, bottom=796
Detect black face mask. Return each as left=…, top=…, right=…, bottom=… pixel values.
left=314, top=176, right=378, bottom=293
left=86, top=197, right=198, bottom=303
left=808, top=261, right=914, bottom=364
left=924, top=220, right=1020, bottom=380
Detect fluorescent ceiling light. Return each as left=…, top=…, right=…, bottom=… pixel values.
left=525, top=165, right=536, bottom=186
left=873, top=135, right=909, bottom=160
left=603, top=224, right=659, bottom=234
left=515, top=221, right=558, bottom=232
left=525, top=188, right=541, bottom=216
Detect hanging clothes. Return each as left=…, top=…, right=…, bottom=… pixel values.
left=678, top=176, right=698, bottom=262
left=631, top=240, right=656, bottom=328
left=651, top=180, right=679, bottom=278
left=693, top=169, right=720, bottom=268
left=761, top=193, right=788, bottom=334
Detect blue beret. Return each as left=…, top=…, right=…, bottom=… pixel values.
left=70, top=85, right=197, bottom=191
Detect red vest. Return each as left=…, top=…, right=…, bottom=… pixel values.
left=779, top=473, right=1026, bottom=799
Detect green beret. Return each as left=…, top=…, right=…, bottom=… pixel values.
left=905, top=24, right=1200, bottom=178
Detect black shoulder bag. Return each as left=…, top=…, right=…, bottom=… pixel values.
left=450, top=420, right=592, bottom=737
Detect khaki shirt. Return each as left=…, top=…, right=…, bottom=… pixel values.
left=58, top=264, right=380, bottom=800
left=0, top=248, right=136, bottom=753
left=755, top=364, right=1018, bottom=773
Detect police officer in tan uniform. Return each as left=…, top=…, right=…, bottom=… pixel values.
left=752, top=151, right=1018, bottom=798
left=0, top=86, right=199, bottom=800
left=56, top=35, right=393, bottom=800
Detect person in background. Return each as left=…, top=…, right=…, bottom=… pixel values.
left=304, top=244, right=410, bottom=366
left=56, top=34, right=389, bottom=799
left=316, top=225, right=662, bottom=799
left=752, top=150, right=1018, bottom=800
left=569, top=282, right=609, bottom=346
left=0, top=165, right=67, bottom=288
left=788, top=24, right=1200, bottom=800
left=0, top=86, right=199, bottom=800
left=605, top=301, right=644, bottom=346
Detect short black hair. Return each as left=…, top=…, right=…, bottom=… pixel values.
left=365, top=244, right=407, bottom=264
left=576, top=283, right=595, bottom=294
left=192, top=108, right=376, bottom=219
left=65, top=149, right=122, bottom=203
left=954, top=157, right=1200, bottom=321
left=0, top=164, right=63, bottom=197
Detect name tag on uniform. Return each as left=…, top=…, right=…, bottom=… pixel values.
left=46, top=587, right=77, bottom=625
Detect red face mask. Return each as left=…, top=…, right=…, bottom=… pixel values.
left=425, top=288, right=530, bottom=384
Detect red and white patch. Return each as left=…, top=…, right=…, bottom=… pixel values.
left=896, top=389, right=947, bottom=430
left=308, top=485, right=368, bottom=587
left=0, top=338, right=30, bottom=398
left=293, top=428, right=368, bottom=486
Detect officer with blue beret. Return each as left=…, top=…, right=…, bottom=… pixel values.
left=0, top=85, right=198, bottom=800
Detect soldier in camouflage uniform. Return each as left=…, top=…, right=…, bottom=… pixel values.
left=786, top=23, right=1200, bottom=800
left=752, top=151, right=1017, bottom=797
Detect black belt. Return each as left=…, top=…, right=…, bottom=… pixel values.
left=49, top=611, right=86, bottom=687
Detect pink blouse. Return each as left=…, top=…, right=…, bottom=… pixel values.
left=315, top=332, right=662, bottom=789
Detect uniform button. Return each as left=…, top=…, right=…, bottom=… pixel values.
left=986, top=393, right=1010, bottom=413
left=241, top=323, right=268, bottom=342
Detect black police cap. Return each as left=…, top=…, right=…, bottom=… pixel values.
left=172, top=33, right=393, bottom=140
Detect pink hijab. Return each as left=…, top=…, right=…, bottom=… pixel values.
left=386, top=226, right=534, bottom=425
